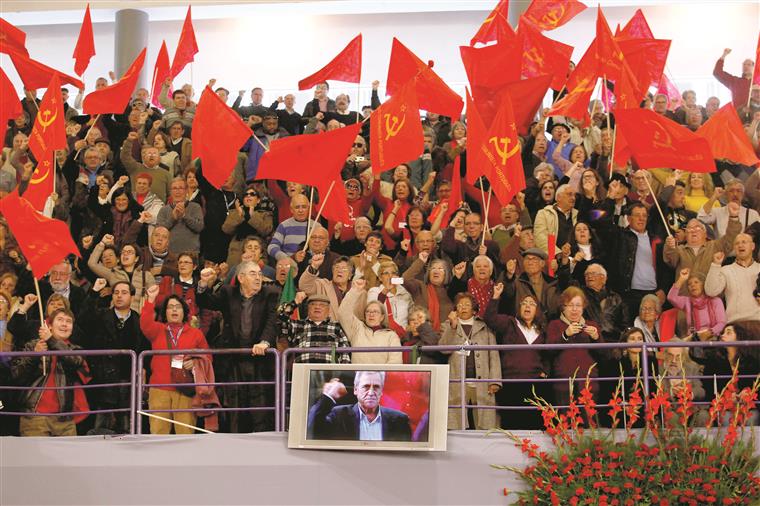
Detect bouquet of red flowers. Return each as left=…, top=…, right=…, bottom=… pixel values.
left=495, top=366, right=760, bottom=505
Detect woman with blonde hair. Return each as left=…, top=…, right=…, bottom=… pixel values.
left=683, top=172, right=718, bottom=214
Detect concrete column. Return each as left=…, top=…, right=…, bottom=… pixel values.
left=114, top=9, right=149, bottom=91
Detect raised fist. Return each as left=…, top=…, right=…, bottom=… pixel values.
left=400, top=239, right=410, bottom=252
left=418, top=251, right=430, bottom=264
left=199, top=267, right=217, bottom=287
left=145, top=284, right=160, bottom=302
left=127, top=131, right=139, bottom=142
left=93, top=278, right=108, bottom=292
left=322, top=378, right=347, bottom=400
left=352, top=278, right=367, bottom=291
left=713, top=251, right=725, bottom=265
left=294, top=291, right=308, bottom=305
left=506, top=259, right=517, bottom=278
left=493, top=282, right=504, bottom=299
left=310, top=253, right=325, bottom=269
left=453, top=261, right=467, bottom=279
left=101, top=234, right=115, bottom=246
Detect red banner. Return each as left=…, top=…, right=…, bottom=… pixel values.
left=298, top=34, right=362, bottom=90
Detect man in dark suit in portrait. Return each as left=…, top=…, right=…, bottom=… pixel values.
left=307, top=371, right=411, bottom=441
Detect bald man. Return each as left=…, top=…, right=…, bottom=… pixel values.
left=267, top=193, right=316, bottom=262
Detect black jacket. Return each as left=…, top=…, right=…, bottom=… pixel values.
left=307, top=394, right=412, bottom=441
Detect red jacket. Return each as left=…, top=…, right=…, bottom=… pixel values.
left=545, top=319, right=604, bottom=394
left=140, top=301, right=209, bottom=391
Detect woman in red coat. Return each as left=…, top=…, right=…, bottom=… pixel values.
left=546, top=286, right=605, bottom=410
left=141, top=284, right=209, bottom=434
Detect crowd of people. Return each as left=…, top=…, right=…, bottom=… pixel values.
left=1, top=48, right=760, bottom=437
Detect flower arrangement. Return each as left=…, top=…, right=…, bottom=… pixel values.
left=495, top=366, right=760, bottom=505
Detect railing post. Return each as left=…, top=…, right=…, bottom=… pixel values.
left=136, top=351, right=144, bottom=435
left=128, top=350, right=137, bottom=435
left=641, top=342, right=651, bottom=408
left=460, top=349, right=466, bottom=430
left=272, top=348, right=280, bottom=433
left=280, top=349, right=290, bottom=431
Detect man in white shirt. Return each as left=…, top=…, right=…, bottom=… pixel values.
left=705, top=234, right=760, bottom=324
left=698, top=180, right=759, bottom=238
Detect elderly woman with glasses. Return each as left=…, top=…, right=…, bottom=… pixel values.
left=633, top=294, right=664, bottom=343
left=367, top=261, right=413, bottom=338
left=337, top=279, right=402, bottom=364
left=440, top=292, right=501, bottom=430
left=546, top=286, right=604, bottom=409
left=402, top=252, right=455, bottom=334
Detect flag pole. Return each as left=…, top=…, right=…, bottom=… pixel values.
left=75, top=114, right=101, bottom=157
left=746, top=61, right=756, bottom=112
left=305, top=186, right=315, bottom=240
left=32, top=277, right=47, bottom=376
left=603, top=75, right=612, bottom=132
left=137, top=410, right=214, bottom=434
left=550, top=84, right=566, bottom=107
left=643, top=174, right=672, bottom=238
left=302, top=180, right=336, bottom=252
left=481, top=187, right=493, bottom=247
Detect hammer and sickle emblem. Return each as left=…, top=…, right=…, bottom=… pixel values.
left=383, top=113, right=406, bottom=141
left=489, top=136, right=520, bottom=165
left=542, top=4, right=566, bottom=27
left=30, top=160, right=51, bottom=185
left=643, top=120, right=674, bottom=150
left=36, top=109, right=57, bottom=133
left=524, top=47, right=544, bottom=69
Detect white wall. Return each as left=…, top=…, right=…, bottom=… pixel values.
left=2, top=2, right=758, bottom=111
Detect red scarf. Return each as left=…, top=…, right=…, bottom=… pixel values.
left=689, top=296, right=717, bottom=333
left=384, top=297, right=406, bottom=337
left=427, top=284, right=441, bottom=331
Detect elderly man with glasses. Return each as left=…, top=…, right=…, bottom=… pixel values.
left=197, top=261, right=280, bottom=432
left=38, top=261, right=86, bottom=318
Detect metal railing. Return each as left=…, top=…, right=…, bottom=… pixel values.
left=135, top=347, right=280, bottom=434
left=1, top=340, right=757, bottom=434
left=0, top=349, right=137, bottom=433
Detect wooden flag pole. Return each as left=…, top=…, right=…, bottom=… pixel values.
left=550, top=84, right=566, bottom=107
left=746, top=61, right=756, bottom=112
left=481, top=187, right=493, bottom=247
left=302, top=180, right=336, bottom=252
left=305, top=186, right=315, bottom=240
left=32, top=277, right=47, bottom=376
left=643, top=174, right=672, bottom=238
left=76, top=113, right=102, bottom=157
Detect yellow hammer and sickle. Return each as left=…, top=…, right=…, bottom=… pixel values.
left=30, top=164, right=50, bottom=185
left=384, top=113, right=406, bottom=141
left=36, top=109, right=57, bottom=133
left=489, top=136, right=520, bottom=165
left=643, top=120, right=674, bottom=150
left=524, top=47, right=544, bottom=67
left=543, top=4, right=566, bottom=27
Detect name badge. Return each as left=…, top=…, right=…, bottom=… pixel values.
left=171, top=357, right=184, bottom=369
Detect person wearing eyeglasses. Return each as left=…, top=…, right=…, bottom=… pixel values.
left=341, top=135, right=371, bottom=180
left=546, top=287, right=604, bottom=410
left=484, top=287, right=548, bottom=430
left=80, top=279, right=149, bottom=434
left=337, top=279, right=402, bottom=364
left=440, top=293, right=501, bottom=430
left=197, top=261, right=280, bottom=432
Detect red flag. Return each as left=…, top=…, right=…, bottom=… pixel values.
left=83, top=48, right=146, bottom=115
left=9, top=51, right=83, bottom=90
left=658, top=308, right=678, bottom=342
left=192, top=86, right=253, bottom=188
left=461, top=39, right=522, bottom=91
left=517, top=19, right=573, bottom=90
left=387, top=38, right=463, bottom=120
left=617, top=38, right=670, bottom=89
left=596, top=8, right=627, bottom=82
left=0, top=18, right=28, bottom=56
left=479, top=91, right=525, bottom=205
left=547, top=234, right=557, bottom=276
left=0, top=68, right=22, bottom=127
left=256, top=124, right=362, bottom=223
left=753, top=32, right=760, bottom=87
left=298, top=34, right=362, bottom=90
left=28, top=74, right=66, bottom=161
left=549, top=40, right=599, bottom=120
left=613, top=129, right=632, bottom=171
left=0, top=192, right=80, bottom=279
left=465, top=88, right=489, bottom=185
left=615, top=108, right=715, bottom=173
left=616, top=9, right=654, bottom=40
left=522, top=0, right=587, bottom=31
left=169, top=6, right=198, bottom=78
left=696, top=104, right=760, bottom=167
left=151, top=40, right=172, bottom=109
left=370, top=80, right=423, bottom=174
left=72, top=4, right=95, bottom=76
left=19, top=152, right=55, bottom=211
left=470, top=0, right=514, bottom=46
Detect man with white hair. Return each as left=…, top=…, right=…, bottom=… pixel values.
left=449, top=255, right=494, bottom=318
left=577, top=263, right=628, bottom=341
left=664, top=204, right=742, bottom=283
left=39, top=261, right=86, bottom=318
left=698, top=180, right=759, bottom=238
left=533, top=184, right=578, bottom=253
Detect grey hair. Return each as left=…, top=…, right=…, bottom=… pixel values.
left=354, top=370, right=385, bottom=389
left=640, top=294, right=662, bottom=315
left=425, top=258, right=452, bottom=285
left=585, top=263, right=607, bottom=277
left=534, top=162, right=552, bottom=177
left=725, top=179, right=745, bottom=191
left=472, top=255, right=494, bottom=272
left=364, top=300, right=389, bottom=328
